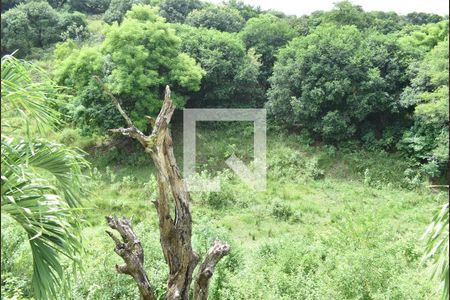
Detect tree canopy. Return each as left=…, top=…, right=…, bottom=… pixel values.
left=239, top=14, right=295, bottom=87
left=177, top=24, right=263, bottom=108
left=55, top=5, right=203, bottom=132
left=398, top=38, right=449, bottom=176
left=159, top=0, right=204, bottom=23
left=1, top=1, right=87, bottom=57
left=186, top=4, right=245, bottom=32
left=267, top=25, right=412, bottom=144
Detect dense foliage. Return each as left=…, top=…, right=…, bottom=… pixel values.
left=225, top=0, right=261, bottom=21
left=1, top=1, right=87, bottom=57
left=186, top=4, right=245, bottom=32
left=103, top=0, right=147, bottom=24
left=55, top=5, right=203, bottom=132
left=267, top=25, right=412, bottom=144
left=1, top=0, right=448, bottom=299
left=177, top=24, right=263, bottom=107
left=70, top=0, right=111, bottom=14
left=399, top=38, right=449, bottom=177
left=159, top=0, right=204, bottom=23
left=239, top=14, right=295, bottom=87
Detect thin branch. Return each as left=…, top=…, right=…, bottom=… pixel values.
left=93, top=76, right=134, bottom=128
left=94, top=76, right=149, bottom=146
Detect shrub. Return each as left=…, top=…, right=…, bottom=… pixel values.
left=305, top=157, right=325, bottom=180
left=270, top=199, right=293, bottom=221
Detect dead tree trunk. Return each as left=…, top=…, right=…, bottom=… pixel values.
left=105, top=216, right=156, bottom=300
left=98, top=79, right=230, bottom=300
left=193, top=240, right=230, bottom=300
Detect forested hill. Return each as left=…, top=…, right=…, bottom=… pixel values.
left=2, top=0, right=448, bottom=179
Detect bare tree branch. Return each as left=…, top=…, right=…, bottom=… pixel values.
left=193, top=241, right=231, bottom=300
left=105, top=216, right=156, bottom=300
left=93, top=76, right=133, bottom=128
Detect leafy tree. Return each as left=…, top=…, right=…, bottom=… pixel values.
left=398, top=39, right=449, bottom=176
left=225, top=0, right=261, bottom=21
left=59, top=11, right=88, bottom=41
left=324, top=0, right=374, bottom=30
left=1, top=1, right=87, bottom=57
left=24, top=1, right=61, bottom=47
left=399, top=20, right=449, bottom=54
left=406, top=12, right=444, bottom=25
left=159, top=0, right=203, bottom=23
left=55, top=5, right=203, bottom=132
left=265, top=9, right=287, bottom=19
left=177, top=25, right=263, bottom=107
left=1, top=7, right=32, bottom=57
left=54, top=41, right=116, bottom=132
left=239, top=14, right=295, bottom=87
left=294, top=1, right=408, bottom=35
left=186, top=4, right=245, bottom=32
left=70, top=0, right=111, bottom=14
left=267, top=25, right=411, bottom=144
left=369, top=11, right=408, bottom=34
left=1, top=55, right=88, bottom=300
left=103, top=0, right=147, bottom=24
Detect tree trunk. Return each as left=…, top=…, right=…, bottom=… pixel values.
left=105, top=216, right=156, bottom=300
left=98, top=78, right=229, bottom=300
left=193, top=240, right=230, bottom=300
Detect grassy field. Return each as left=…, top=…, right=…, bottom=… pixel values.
left=2, top=124, right=447, bottom=299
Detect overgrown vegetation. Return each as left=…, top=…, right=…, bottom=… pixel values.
left=1, top=0, right=448, bottom=299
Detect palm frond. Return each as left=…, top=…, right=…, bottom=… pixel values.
left=422, top=202, right=449, bottom=299
left=1, top=137, right=87, bottom=299
left=1, top=55, right=60, bottom=133
left=3, top=138, right=90, bottom=207
left=1, top=55, right=90, bottom=299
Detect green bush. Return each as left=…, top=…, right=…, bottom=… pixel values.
left=1, top=2, right=87, bottom=57
left=194, top=171, right=237, bottom=209
left=177, top=25, right=264, bottom=108
left=305, top=157, right=325, bottom=180
left=270, top=199, right=293, bottom=221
